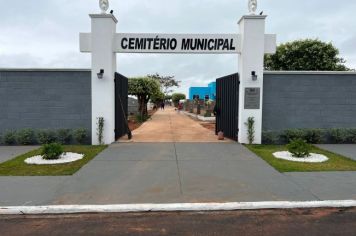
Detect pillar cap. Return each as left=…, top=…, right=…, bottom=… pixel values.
left=238, top=15, right=266, bottom=24
left=89, top=14, right=118, bottom=23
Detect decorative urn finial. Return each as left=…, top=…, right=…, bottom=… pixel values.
left=99, top=0, right=109, bottom=14
left=248, top=0, right=257, bottom=15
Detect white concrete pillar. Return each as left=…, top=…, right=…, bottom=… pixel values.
left=90, top=14, right=117, bottom=145
left=238, top=15, right=266, bottom=144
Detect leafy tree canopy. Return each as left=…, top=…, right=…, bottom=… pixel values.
left=151, top=91, right=165, bottom=105
left=128, top=77, right=161, bottom=116
left=148, top=73, right=181, bottom=96
left=264, top=39, right=351, bottom=71
left=172, top=93, right=186, bottom=107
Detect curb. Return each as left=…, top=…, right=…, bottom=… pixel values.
left=1, top=200, right=356, bottom=215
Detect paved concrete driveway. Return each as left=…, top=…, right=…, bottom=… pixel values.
left=1, top=143, right=356, bottom=206
left=0, top=146, right=39, bottom=163
left=49, top=143, right=317, bottom=205
left=317, top=144, right=356, bottom=161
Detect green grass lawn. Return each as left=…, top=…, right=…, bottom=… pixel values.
left=0, top=145, right=107, bottom=176
left=245, top=145, right=356, bottom=172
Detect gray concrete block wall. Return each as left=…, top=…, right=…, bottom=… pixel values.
left=263, top=72, right=356, bottom=131
left=0, top=69, right=91, bottom=138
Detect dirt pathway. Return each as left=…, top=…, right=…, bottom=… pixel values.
left=120, top=107, right=230, bottom=143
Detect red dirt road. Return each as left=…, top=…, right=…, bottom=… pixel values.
left=1, top=208, right=355, bottom=236
left=120, top=107, right=230, bottom=143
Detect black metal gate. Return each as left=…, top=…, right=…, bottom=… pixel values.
left=115, top=72, right=129, bottom=140
left=215, top=73, right=239, bottom=141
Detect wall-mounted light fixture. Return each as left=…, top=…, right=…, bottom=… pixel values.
left=97, top=69, right=104, bottom=79
left=251, top=71, right=258, bottom=81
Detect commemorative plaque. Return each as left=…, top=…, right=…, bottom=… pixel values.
left=244, top=88, right=260, bottom=109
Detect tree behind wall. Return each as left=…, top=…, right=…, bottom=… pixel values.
left=128, top=77, right=161, bottom=117
left=172, top=93, right=186, bottom=107
left=264, top=39, right=351, bottom=71
left=148, top=73, right=181, bottom=96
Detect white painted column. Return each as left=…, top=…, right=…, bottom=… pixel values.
left=90, top=14, right=117, bottom=145
left=238, top=15, right=266, bottom=144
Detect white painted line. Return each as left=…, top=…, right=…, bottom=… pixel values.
left=1, top=200, right=355, bottom=215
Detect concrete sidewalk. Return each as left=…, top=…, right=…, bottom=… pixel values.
left=0, top=146, right=39, bottom=164
left=317, top=144, right=356, bottom=161
left=120, top=107, right=230, bottom=143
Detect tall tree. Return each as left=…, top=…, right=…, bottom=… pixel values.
left=128, top=77, right=161, bottom=117
left=172, top=93, right=186, bottom=107
left=148, top=73, right=181, bottom=96
left=264, top=39, right=351, bottom=71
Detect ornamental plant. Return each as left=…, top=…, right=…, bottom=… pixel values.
left=57, top=129, right=72, bottom=145
left=3, top=130, right=16, bottom=145
left=97, top=117, right=105, bottom=145
left=74, top=128, right=88, bottom=145
left=37, top=130, right=57, bottom=144
left=287, top=139, right=311, bottom=158
left=41, top=143, right=64, bottom=160
left=245, top=117, right=255, bottom=144
left=16, top=129, right=35, bottom=145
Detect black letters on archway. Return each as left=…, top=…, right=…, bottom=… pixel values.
left=215, top=73, right=239, bottom=141
left=114, top=73, right=129, bottom=140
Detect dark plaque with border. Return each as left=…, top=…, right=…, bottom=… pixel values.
left=244, top=88, right=260, bottom=109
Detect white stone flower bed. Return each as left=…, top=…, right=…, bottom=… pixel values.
left=273, top=151, right=329, bottom=163
left=24, top=152, right=84, bottom=165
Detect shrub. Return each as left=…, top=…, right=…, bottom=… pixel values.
left=41, top=143, right=64, bottom=160
left=245, top=117, right=255, bottom=144
left=282, top=129, right=304, bottom=143
left=329, top=128, right=349, bottom=144
left=348, top=129, right=356, bottom=144
left=3, top=130, right=17, bottom=145
left=97, top=117, right=105, bottom=145
left=204, top=111, right=212, bottom=117
left=16, top=129, right=35, bottom=145
left=262, top=131, right=280, bottom=145
left=304, top=129, right=323, bottom=144
left=57, top=129, right=72, bottom=145
left=73, top=128, right=88, bottom=144
left=287, top=139, right=311, bottom=158
left=136, top=114, right=149, bottom=123
left=37, top=130, right=57, bottom=144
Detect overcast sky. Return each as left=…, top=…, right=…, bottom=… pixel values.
left=0, top=0, right=355, bottom=95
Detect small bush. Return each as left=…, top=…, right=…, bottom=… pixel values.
left=245, top=117, right=255, bottom=144
left=329, top=128, right=349, bottom=144
left=204, top=111, right=212, bottom=117
left=37, top=130, right=57, bottom=144
left=348, top=129, right=356, bottom=144
left=57, top=129, right=72, bottom=145
left=41, top=143, right=64, bottom=160
left=3, top=130, right=17, bottom=145
left=136, top=114, right=149, bottom=123
left=304, top=129, right=323, bottom=144
left=262, top=131, right=280, bottom=144
left=287, top=139, right=311, bottom=158
left=73, top=128, right=88, bottom=144
left=16, top=129, right=35, bottom=145
left=282, top=129, right=304, bottom=143
left=97, top=117, right=105, bottom=145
